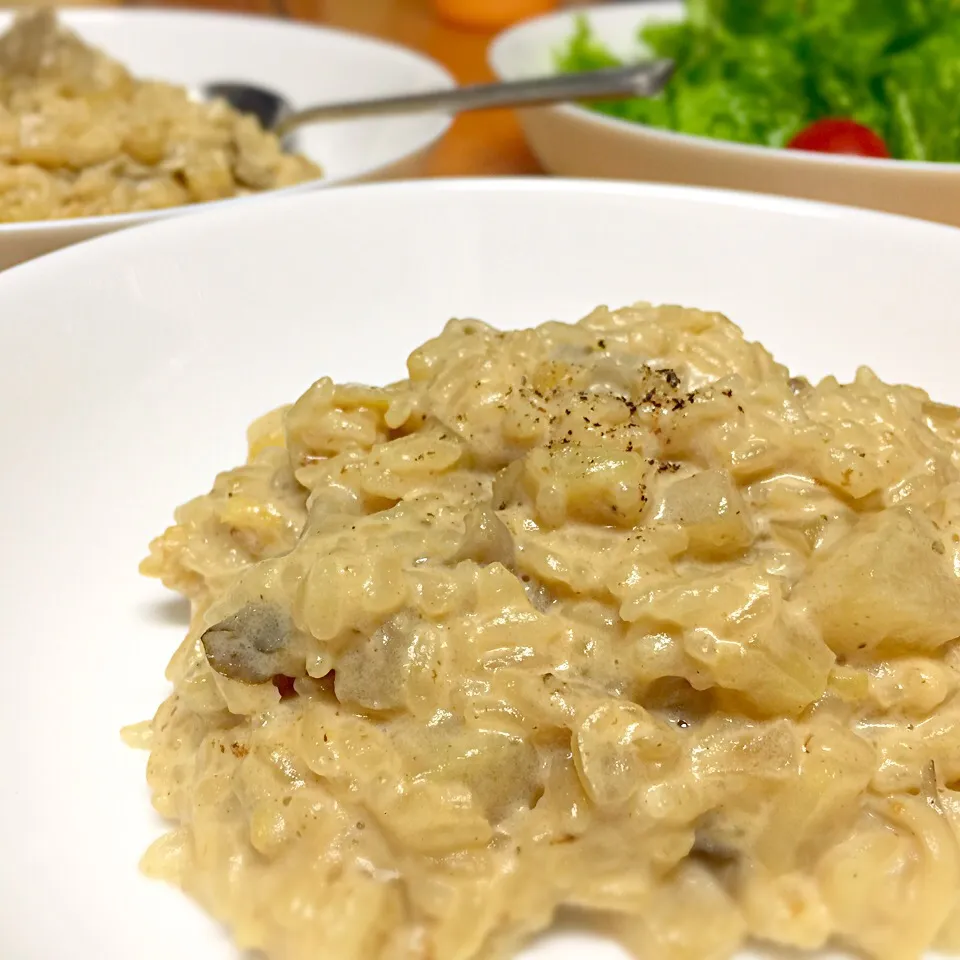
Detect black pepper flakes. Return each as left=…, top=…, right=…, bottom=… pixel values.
left=657, top=368, right=681, bottom=389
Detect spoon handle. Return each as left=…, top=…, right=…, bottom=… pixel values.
left=275, top=61, right=674, bottom=136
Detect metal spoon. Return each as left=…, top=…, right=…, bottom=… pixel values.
left=200, top=61, right=674, bottom=144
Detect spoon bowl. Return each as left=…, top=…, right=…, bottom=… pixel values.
left=201, top=81, right=291, bottom=131
left=199, top=81, right=300, bottom=150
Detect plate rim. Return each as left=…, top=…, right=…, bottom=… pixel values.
left=2, top=174, right=958, bottom=293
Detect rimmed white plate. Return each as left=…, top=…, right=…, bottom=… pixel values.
left=490, top=1, right=960, bottom=227
left=1, top=178, right=959, bottom=959
left=0, top=7, right=453, bottom=269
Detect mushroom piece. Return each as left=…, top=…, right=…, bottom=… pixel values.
left=691, top=818, right=741, bottom=866
left=451, top=503, right=515, bottom=569
left=0, top=9, right=60, bottom=76
left=200, top=601, right=296, bottom=684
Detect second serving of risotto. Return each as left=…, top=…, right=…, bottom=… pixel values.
left=131, top=302, right=960, bottom=960
left=0, top=9, right=320, bottom=223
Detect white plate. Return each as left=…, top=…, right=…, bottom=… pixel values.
left=2, top=178, right=959, bottom=960
left=0, top=7, right=452, bottom=270
left=490, top=2, right=960, bottom=227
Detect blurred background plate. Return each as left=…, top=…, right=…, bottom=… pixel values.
left=489, top=1, right=960, bottom=226
left=0, top=7, right=453, bottom=269
left=1, top=177, right=960, bottom=960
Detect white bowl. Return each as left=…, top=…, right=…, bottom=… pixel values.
left=2, top=178, right=960, bottom=960
left=490, top=1, right=960, bottom=227
left=0, top=7, right=453, bottom=270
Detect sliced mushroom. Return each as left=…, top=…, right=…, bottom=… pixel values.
left=0, top=9, right=59, bottom=76
left=333, top=612, right=413, bottom=711
left=201, top=601, right=295, bottom=684
left=452, top=503, right=515, bottom=569
left=691, top=818, right=741, bottom=865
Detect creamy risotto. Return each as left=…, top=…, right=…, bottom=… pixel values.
left=132, top=303, right=960, bottom=960
left=0, top=9, right=320, bottom=222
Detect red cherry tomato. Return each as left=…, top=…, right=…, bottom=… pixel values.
left=787, top=118, right=890, bottom=159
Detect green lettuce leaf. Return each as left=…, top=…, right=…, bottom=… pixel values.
left=885, top=20, right=960, bottom=160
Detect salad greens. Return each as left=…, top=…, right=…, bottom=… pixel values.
left=555, top=0, right=960, bottom=161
